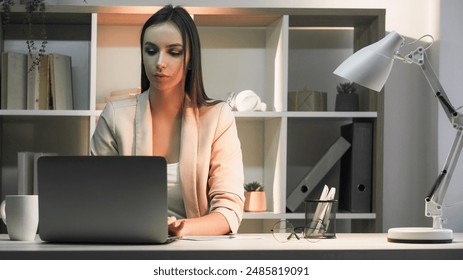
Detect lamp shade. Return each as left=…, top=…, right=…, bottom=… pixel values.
left=333, top=31, right=405, bottom=92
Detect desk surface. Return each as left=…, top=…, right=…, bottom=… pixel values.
left=1, top=233, right=462, bottom=260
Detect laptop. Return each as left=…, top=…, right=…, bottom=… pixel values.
left=37, top=156, right=171, bottom=244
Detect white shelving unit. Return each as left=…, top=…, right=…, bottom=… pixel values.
left=0, top=5, right=385, bottom=233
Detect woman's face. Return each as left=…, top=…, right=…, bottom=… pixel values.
left=142, top=22, right=189, bottom=93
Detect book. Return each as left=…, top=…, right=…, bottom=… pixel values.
left=110, top=87, right=141, bottom=97
left=27, top=54, right=50, bottom=110
left=38, top=55, right=51, bottom=109
left=49, top=53, right=73, bottom=110
left=104, top=93, right=138, bottom=103
left=1, top=53, right=6, bottom=109
left=17, top=152, right=35, bottom=195
left=1, top=52, right=28, bottom=109
left=101, top=87, right=140, bottom=108
left=17, top=152, right=58, bottom=195
left=27, top=55, right=40, bottom=109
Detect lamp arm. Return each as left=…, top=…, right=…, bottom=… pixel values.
left=425, top=130, right=463, bottom=228
left=403, top=47, right=463, bottom=229
left=396, top=47, right=463, bottom=128
left=404, top=48, right=462, bottom=125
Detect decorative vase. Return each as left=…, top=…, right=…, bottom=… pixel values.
left=244, top=192, right=267, bottom=212
left=335, top=93, right=359, bottom=111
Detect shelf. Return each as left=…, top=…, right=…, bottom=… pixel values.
left=195, top=14, right=281, bottom=27
left=98, top=13, right=281, bottom=27
left=0, top=109, right=376, bottom=119
left=243, top=212, right=376, bottom=220
left=286, top=111, right=377, bottom=118
left=0, top=110, right=100, bottom=117
left=233, top=111, right=283, bottom=120
left=233, top=111, right=376, bottom=119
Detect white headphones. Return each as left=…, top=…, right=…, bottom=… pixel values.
left=226, top=90, right=267, bottom=112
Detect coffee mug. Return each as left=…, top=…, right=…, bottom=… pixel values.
left=0, top=195, right=39, bottom=241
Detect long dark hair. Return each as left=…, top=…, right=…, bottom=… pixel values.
left=140, top=5, right=217, bottom=108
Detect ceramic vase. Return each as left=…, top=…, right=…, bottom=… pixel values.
left=335, top=93, right=359, bottom=111
left=244, top=192, right=267, bottom=212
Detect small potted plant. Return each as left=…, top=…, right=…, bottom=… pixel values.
left=335, top=82, right=359, bottom=111
left=244, top=181, right=266, bottom=212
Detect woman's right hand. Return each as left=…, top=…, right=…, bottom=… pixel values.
left=168, top=216, right=186, bottom=236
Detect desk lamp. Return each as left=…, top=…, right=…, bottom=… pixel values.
left=334, top=31, right=463, bottom=243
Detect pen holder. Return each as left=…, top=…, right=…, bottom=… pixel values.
left=304, top=199, right=337, bottom=239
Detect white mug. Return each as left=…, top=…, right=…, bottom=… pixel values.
left=0, top=195, right=39, bottom=241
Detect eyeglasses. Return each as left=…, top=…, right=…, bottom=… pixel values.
left=270, top=220, right=324, bottom=243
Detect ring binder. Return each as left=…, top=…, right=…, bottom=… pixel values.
left=286, top=136, right=350, bottom=212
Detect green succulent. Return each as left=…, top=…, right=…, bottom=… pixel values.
left=244, top=181, right=264, bottom=192
left=336, top=82, right=357, bottom=94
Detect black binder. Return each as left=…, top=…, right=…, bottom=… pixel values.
left=340, top=122, right=373, bottom=213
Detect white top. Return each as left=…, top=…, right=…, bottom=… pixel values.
left=167, top=162, right=186, bottom=218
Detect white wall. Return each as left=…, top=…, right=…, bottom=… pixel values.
left=439, top=0, right=463, bottom=232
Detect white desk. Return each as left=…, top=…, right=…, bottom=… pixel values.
left=0, top=233, right=462, bottom=260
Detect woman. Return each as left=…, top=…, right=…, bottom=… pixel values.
left=90, top=5, right=245, bottom=236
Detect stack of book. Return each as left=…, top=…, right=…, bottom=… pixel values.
left=1, top=52, right=73, bottom=110
left=96, top=87, right=141, bottom=111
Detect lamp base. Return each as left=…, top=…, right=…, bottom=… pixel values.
left=387, top=227, right=453, bottom=243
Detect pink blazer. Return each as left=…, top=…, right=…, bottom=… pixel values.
left=90, top=91, right=245, bottom=233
